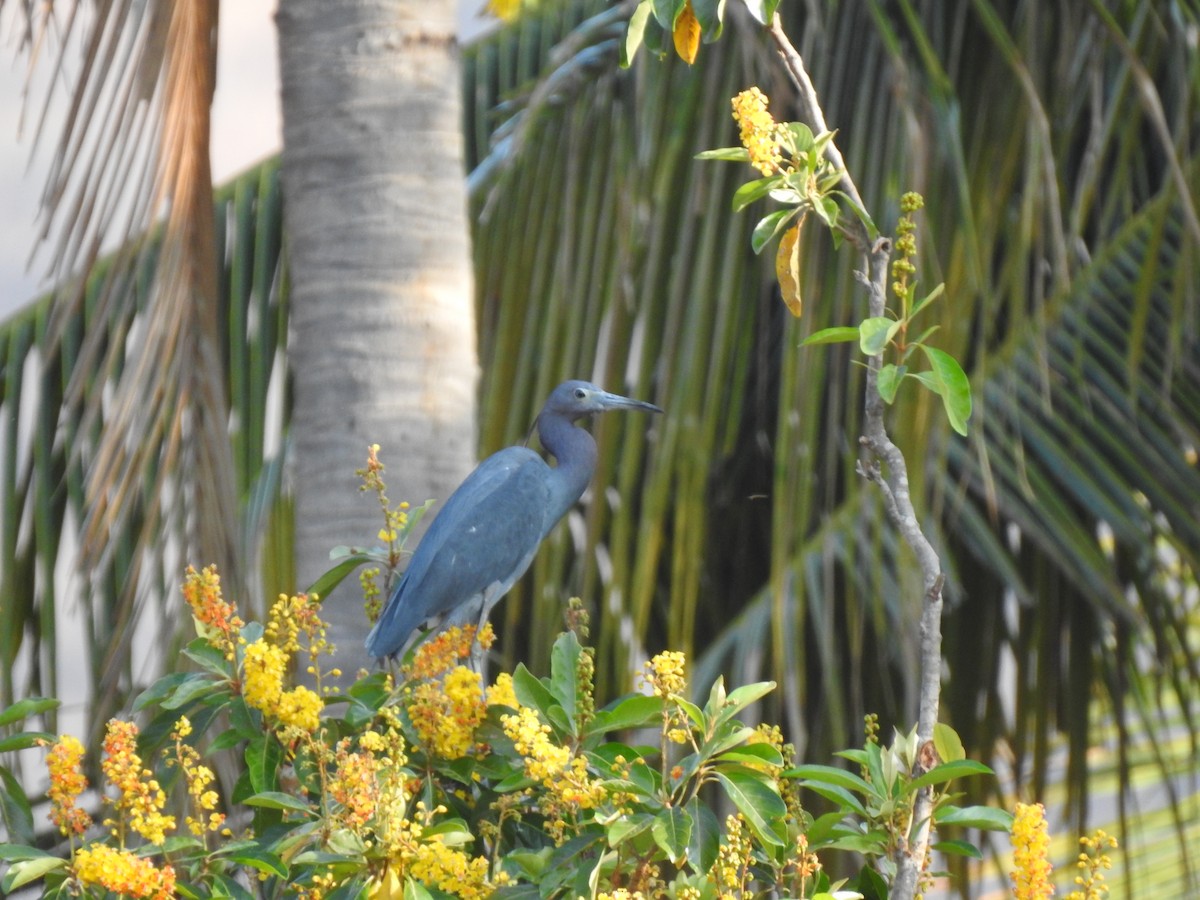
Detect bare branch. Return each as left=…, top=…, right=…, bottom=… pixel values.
left=766, top=19, right=946, bottom=899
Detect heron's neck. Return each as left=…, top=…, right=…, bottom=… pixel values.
left=539, top=414, right=598, bottom=528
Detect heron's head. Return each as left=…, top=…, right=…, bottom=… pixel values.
left=546, top=380, right=663, bottom=421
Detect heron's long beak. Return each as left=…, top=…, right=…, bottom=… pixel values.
left=594, top=390, right=663, bottom=415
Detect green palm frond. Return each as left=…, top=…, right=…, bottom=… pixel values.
left=0, top=161, right=288, bottom=742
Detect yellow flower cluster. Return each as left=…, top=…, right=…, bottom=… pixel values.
left=501, top=705, right=606, bottom=810
left=642, top=650, right=691, bottom=744
left=182, top=564, right=243, bottom=659
left=242, top=638, right=323, bottom=732
left=100, top=719, right=175, bottom=845
left=487, top=671, right=518, bottom=708
left=1067, top=828, right=1118, bottom=900
left=1011, top=801, right=1054, bottom=900
left=73, top=844, right=176, bottom=899
left=405, top=624, right=493, bottom=680
left=330, top=740, right=381, bottom=830
left=400, top=625, right=503, bottom=759
left=265, top=590, right=329, bottom=660
left=44, top=734, right=93, bottom=836
left=731, top=87, right=782, bottom=176
left=406, top=666, right=488, bottom=759
left=168, top=717, right=224, bottom=836
left=370, top=804, right=496, bottom=900
left=242, top=591, right=329, bottom=732
left=643, top=650, right=687, bottom=697
left=710, top=813, right=753, bottom=898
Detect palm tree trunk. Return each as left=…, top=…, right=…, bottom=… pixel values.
left=277, top=0, right=478, bottom=678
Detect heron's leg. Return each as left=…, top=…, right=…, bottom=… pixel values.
left=470, top=583, right=504, bottom=681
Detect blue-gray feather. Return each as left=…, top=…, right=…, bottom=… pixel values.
left=365, top=380, right=661, bottom=661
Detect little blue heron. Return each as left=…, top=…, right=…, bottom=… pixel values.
left=365, top=380, right=662, bottom=662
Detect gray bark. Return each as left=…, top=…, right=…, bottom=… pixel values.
left=277, top=0, right=478, bottom=681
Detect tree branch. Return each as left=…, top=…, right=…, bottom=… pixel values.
left=766, top=16, right=945, bottom=899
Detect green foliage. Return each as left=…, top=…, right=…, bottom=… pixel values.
left=0, top=574, right=1008, bottom=898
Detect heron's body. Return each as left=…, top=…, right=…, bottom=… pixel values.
left=365, top=380, right=661, bottom=661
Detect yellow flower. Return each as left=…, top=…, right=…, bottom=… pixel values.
left=405, top=665, right=486, bottom=759
left=167, top=717, right=225, bottom=836
left=44, top=734, right=92, bottom=836
left=710, top=813, right=753, bottom=897
left=182, top=564, right=243, bottom=658
left=405, top=625, right=492, bottom=681
left=731, top=87, right=782, bottom=176
left=486, top=672, right=518, bottom=708
left=243, top=638, right=287, bottom=714
left=101, top=719, right=175, bottom=845
left=73, top=844, right=176, bottom=899
left=277, top=685, right=323, bottom=732
left=501, top=706, right=605, bottom=812
left=642, top=650, right=687, bottom=697
left=1067, top=828, right=1118, bottom=900
left=1011, top=801, right=1054, bottom=899
left=330, top=741, right=381, bottom=830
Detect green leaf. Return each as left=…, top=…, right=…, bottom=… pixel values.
left=787, top=763, right=873, bottom=796
left=935, top=803, right=1014, bottom=831
left=713, top=681, right=775, bottom=730
left=687, top=798, right=722, bottom=872
left=651, top=807, right=692, bottom=864
left=716, top=741, right=783, bottom=768
left=162, top=673, right=222, bottom=710
left=242, top=791, right=315, bottom=815
left=695, top=147, right=751, bottom=163
left=0, top=843, right=52, bottom=862
left=621, top=1, right=653, bottom=68
left=932, top=723, right=966, bottom=763
left=741, top=0, right=769, bottom=24
left=691, top=0, right=726, bottom=41
left=511, top=672, right=556, bottom=724
left=587, top=694, right=664, bottom=736
left=918, top=344, right=972, bottom=435
left=245, top=733, right=281, bottom=795
left=751, top=209, right=800, bottom=255
left=858, top=316, right=900, bottom=356
left=0, top=732, right=53, bottom=754
left=713, top=769, right=786, bottom=847
left=0, top=768, right=35, bottom=845
left=229, top=848, right=288, bottom=878
left=404, top=879, right=436, bottom=900
left=307, top=553, right=373, bottom=601
left=607, top=811, right=654, bottom=847
left=778, top=122, right=815, bottom=157
left=907, top=758, right=992, bottom=792
left=932, top=838, right=983, bottom=859
left=801, top=326, right=860, bottom=347
left=651, top=0, right=687, bottom=28
left=731, top=176, right=780, bottom=212
left=1, top=855, right=68, bottom=892
left=549, top=631, right=583, bottom=733
left=909, top=282, right=945, bottom=318
left=877, top=363, right=905, bottom=404
left=0, top=697, right=59, bottom=728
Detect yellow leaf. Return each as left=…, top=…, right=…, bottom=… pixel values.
left=673, top=2, right=701, bottom=66
left=775, top=218, right=804, bottom=317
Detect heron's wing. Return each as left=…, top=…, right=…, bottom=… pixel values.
left=366, top=447, right=550, bottom=658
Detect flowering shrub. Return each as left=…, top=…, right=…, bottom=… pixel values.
left=0, top=560, right=1017, bottom=898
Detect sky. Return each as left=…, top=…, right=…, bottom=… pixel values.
left=0, top=1, right=494, bottom=320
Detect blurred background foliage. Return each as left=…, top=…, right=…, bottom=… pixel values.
left=1, top=0, right=1198, bottom=893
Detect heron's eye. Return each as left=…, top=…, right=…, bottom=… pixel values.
left=574, top=388, right=586, bottom=399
